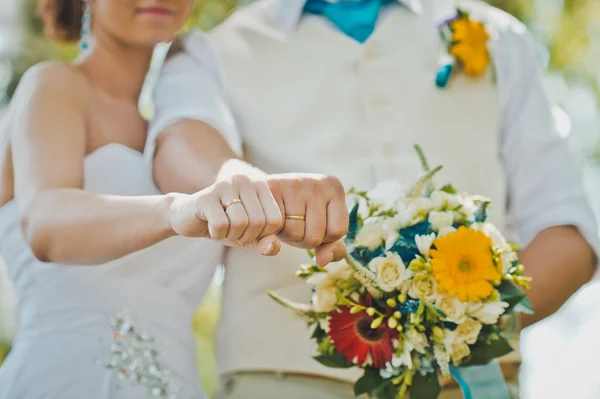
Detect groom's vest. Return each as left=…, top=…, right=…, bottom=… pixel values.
left=211, top=0, right=510, bottom=380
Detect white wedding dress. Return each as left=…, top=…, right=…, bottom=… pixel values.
left=0, top=143, right=220, bottom=399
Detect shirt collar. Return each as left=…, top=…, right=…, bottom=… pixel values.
left=274, top=0, right=423, bottom=38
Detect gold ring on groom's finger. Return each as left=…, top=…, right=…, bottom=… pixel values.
left=285, top=215, right=306, bottom=222
left=223, top=198, right=243, bottom=210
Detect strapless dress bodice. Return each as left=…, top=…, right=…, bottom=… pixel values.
left=0, top=143, right=220, bottom=399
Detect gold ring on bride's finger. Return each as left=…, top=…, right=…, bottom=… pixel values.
left=286, top=215, right=306, bottom=222
left=223, top=198, right=243, bottom=210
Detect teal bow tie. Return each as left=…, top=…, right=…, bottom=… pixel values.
left=303, top=0, right=396, bottom=43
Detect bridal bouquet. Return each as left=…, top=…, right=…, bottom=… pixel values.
left=268, top=146, right=531, bottom=399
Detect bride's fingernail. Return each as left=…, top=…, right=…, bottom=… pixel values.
left=263, top=243, right=275, bottom=255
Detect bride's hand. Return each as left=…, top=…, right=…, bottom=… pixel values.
left=168, top=174, right=283, bottom=256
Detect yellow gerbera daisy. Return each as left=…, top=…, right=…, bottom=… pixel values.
left=449, top=17, right=490, bottom=76
left=431, top=226, right=500, bottom=302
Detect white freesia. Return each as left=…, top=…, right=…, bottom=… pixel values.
left=407, top=328, right=429, bottom=354
left=455, top=317, right=483, bottom=345
left=383, top=211, right=418, bottom=249
left=408, top=197, right=435, bottom=219
left=367, top=180, right=407, bottom=209
left=467, top=300, right=509, bottom=324
left=346, top=193, right=369, bottom=218
left=438, top=226, right=457, bottom=237
left=431, top=190, right=461, bottom=210
left=415, top=233, right=436, bottom=258
left=449, top=341, right=471, bottom=365
left=408, top=275, right=440, bottom=302
left=436, top=295, right=467, bottom=324
left=307, top=260, right=354, bottom=312
left=391, top=340, right=414, bottom=369
left=457, top=195, right=477, bottom=218
left=368, top=253, right=412, bottom=292
left=325, top=260, right=354, bottom=281
left=472, top=222, right=508, bottom=250
left=500, top=251, right=517, bottom=274
left=355, top=220, right=387, bottom=250
left=428, top=211, right=454, bottom=232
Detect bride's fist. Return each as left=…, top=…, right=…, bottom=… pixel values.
left=168, top=175, right=284, bottom=255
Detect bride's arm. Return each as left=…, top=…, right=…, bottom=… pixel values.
left=10, top=63, right=281, bottom=265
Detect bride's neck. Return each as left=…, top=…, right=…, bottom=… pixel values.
left=78, top=34, right=154, bottom=102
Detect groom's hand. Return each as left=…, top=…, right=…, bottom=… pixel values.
left=264, top=174, right=349, bottom=265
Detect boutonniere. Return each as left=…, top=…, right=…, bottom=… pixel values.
left=435, top=8, right=493, bottom=89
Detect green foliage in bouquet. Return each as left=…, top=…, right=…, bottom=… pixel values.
left=269, top=146, right=532, bottom=399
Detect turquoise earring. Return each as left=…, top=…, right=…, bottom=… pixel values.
left=79, top=2, right=91, bottom=53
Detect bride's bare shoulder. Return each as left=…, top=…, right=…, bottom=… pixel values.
left=11, top=61, right=91, bottom=108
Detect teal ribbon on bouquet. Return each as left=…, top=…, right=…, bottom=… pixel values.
left=450, top=361, right=510, bottom=399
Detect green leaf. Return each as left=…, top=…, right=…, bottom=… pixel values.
left=266, top=291, right=326, bottom=320
left=296, top=264, right=326, bottom=279
left=473, top=199, right=490, bottom=223
left=461, top=336, right=513, bottom=366
left=439, top=184, right=457, bottom=194
left=313, top=351, right=354, bottom=369
left=311, top=323, right=327, bottom=341
left=410, top=372, right=441, bottom=399
left=408, top=166, right=443, bottom=198
left=354, top=367, right=383, bottom=396
left=414, top=144, right=431, bottom=172
left=498, top=280, right=534, bottom=314
left=373, top=381, right=399, bottom=399
left=347, top=203, right=360, bottom=241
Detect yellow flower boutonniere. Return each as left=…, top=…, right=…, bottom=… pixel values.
left=436, top=9, right=493, bottom=89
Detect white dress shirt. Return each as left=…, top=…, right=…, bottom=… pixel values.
left=147, top=0, right=600, bottom=379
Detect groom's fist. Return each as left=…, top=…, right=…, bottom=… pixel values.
left=264, top=174, right=349, bottom=263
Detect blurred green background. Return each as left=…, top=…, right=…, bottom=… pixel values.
left=0, top=0, right=599, bottom=397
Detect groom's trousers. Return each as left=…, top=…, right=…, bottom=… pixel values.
left=216, top=363, right=518, bottom=399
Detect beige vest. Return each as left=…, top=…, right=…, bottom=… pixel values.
left=211, top=1, right=505, bottom=380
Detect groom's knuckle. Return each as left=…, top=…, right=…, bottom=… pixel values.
left=303, top=235, right=322, bottom=248
left=286, top=230, right=304, bottom=242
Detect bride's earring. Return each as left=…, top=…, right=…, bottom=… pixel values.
left=79, top=2, right=91, bottom=53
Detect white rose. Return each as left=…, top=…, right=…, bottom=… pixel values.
left=467, top=301, right=509, bottom=324
left=368, top=253, right=412, bottom=292
left=428, top=211, right=454, bottom=232
left=312, top=284, right=339, bottom=313
left=415, top=233, right=436, bottom=258
left=455, top=317, right=482, bottom=345
left=367, top=181, right=407, bottom=209
left=438, top=226, right=457, bottom=237
left=408, top=275, right=440, bottom=302
left=355, top=220, right=387, bottom=250
left=472, top=223, right=508, bottom=250
left=449, top=341, right=471, bottom=365
left=436, top=295, right=467, bottom=324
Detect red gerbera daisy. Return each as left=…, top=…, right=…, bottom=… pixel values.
left=327, top=298, right=398, bottom=369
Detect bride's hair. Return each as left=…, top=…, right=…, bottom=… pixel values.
left=37, top=0, right=83, bottom=42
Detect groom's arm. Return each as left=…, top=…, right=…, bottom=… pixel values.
left=498, top=19, right=598, bottom=328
